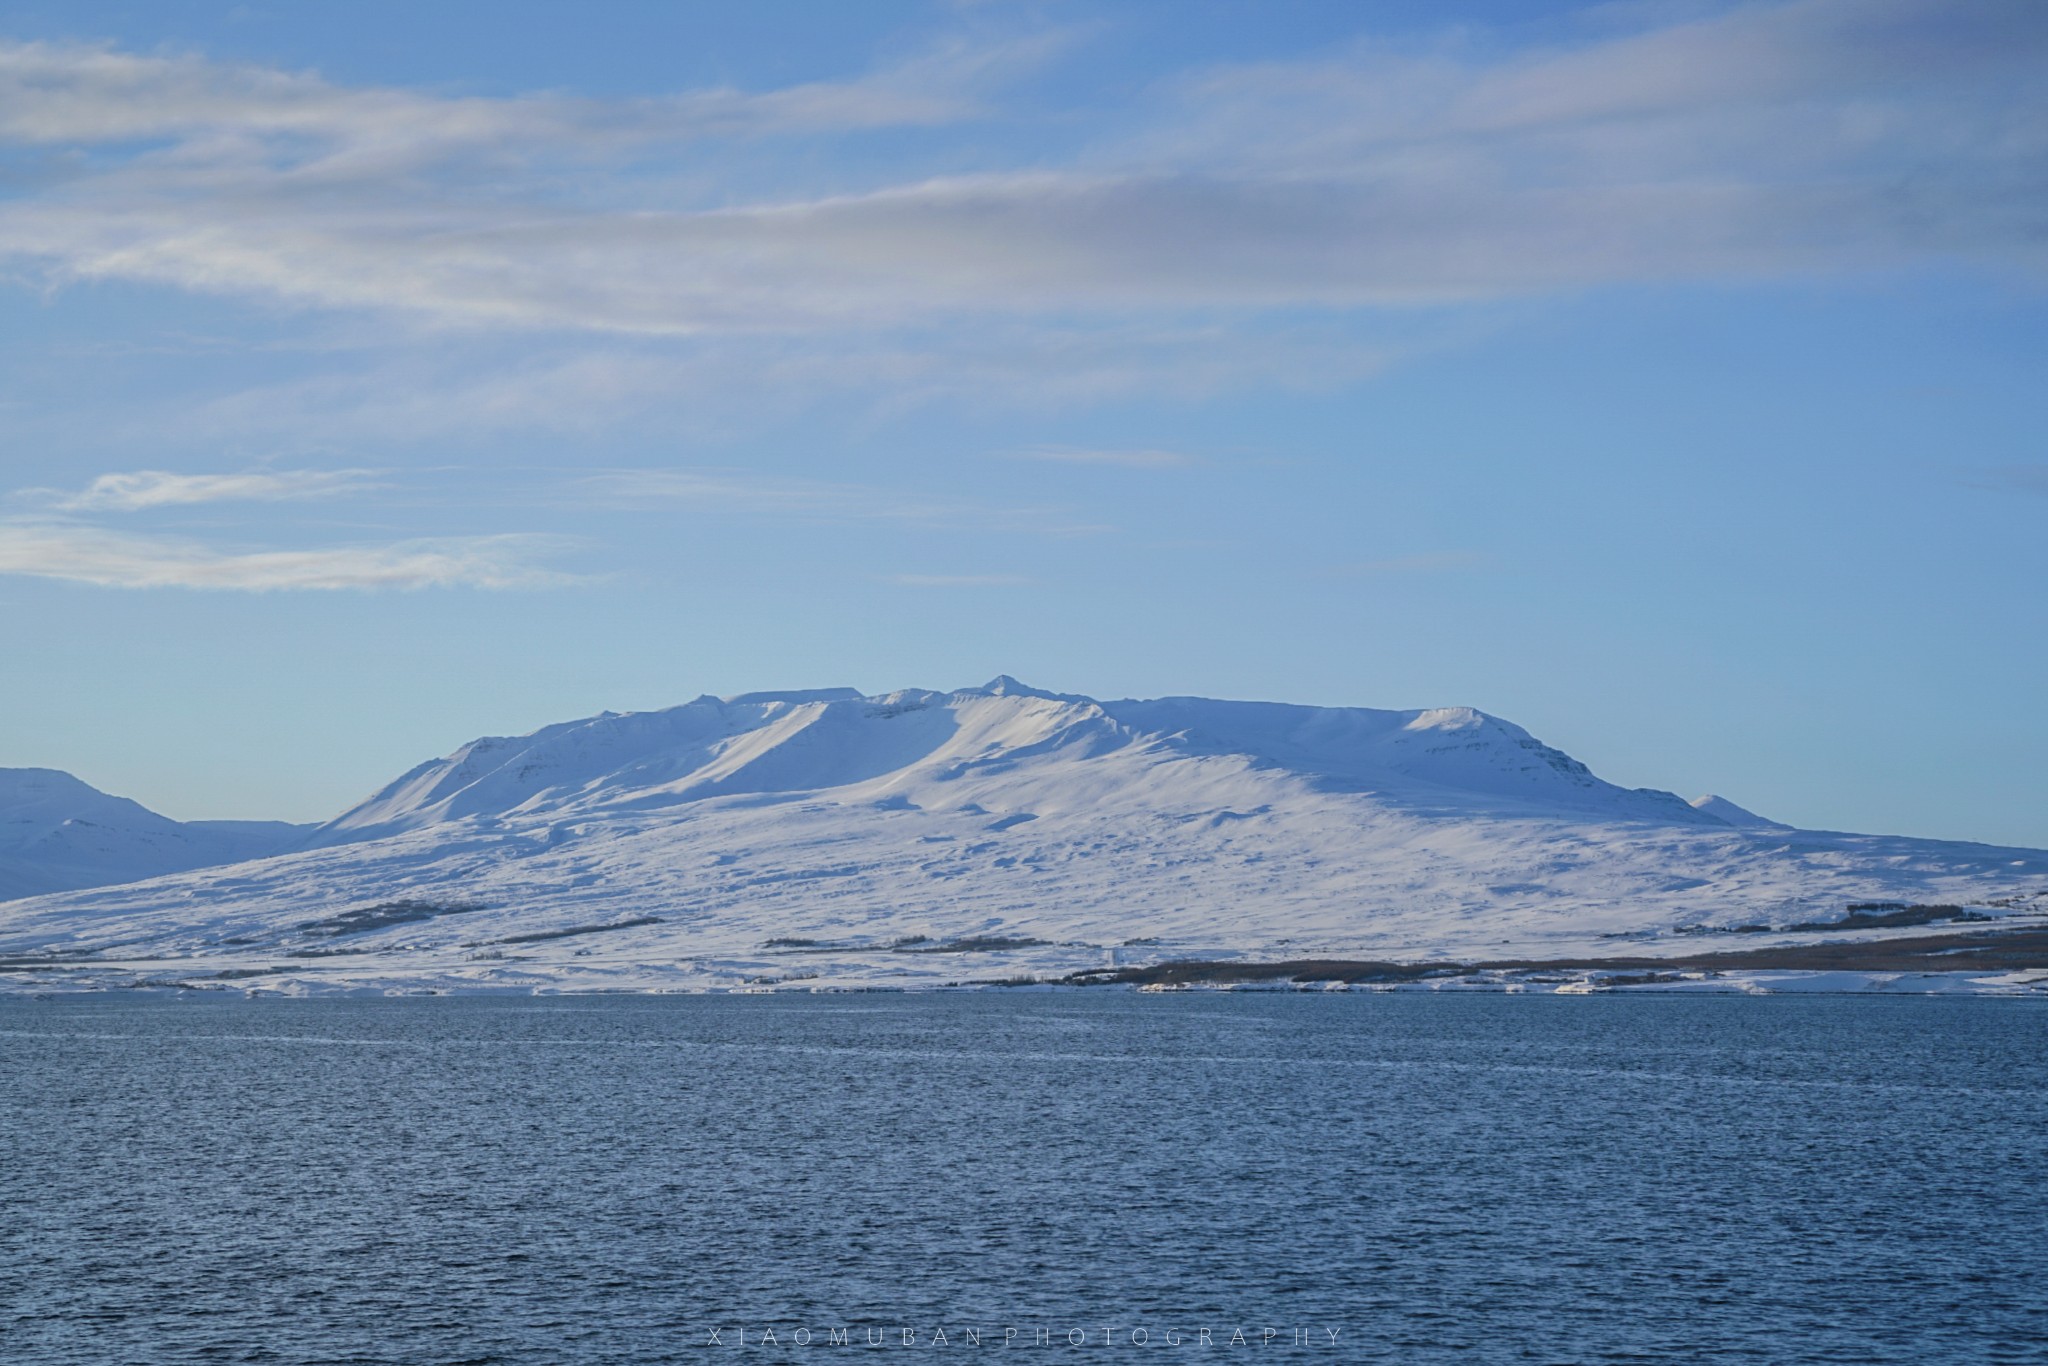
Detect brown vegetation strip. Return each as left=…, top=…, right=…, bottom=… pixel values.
left=489, top=916, right=664, bottom=946
left=1066, top=926, right=2048, bottom=987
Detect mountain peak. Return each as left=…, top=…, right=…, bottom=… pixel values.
left=1, top=766, right=103, bottom=799
left=2, top=767, right=154, bottom=830
left=964, top=674, right=1071, bottom=700
left=1690, top=793, right=1790, bottom=830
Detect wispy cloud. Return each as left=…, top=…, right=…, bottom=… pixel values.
left=0, top=1, right=2041, bottom=337
left=0, top=522, right=571, bottom=590
left=0, top=32, right=1031, bottom=148
left=578, top=468, right=1109, bottom=537
left=179, top=325, right=1399, bottom=444
left=1011, top=446, right=1197, bottom=469
left=39, top=468, right=379, bottom=512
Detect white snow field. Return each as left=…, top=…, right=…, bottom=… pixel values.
left=2, top=678, right=2044, bottom=995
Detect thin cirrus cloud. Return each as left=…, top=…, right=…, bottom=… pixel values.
left=0, top=0, right=2041, bottom=338
left=578, top=468, right=1109, bottom=537
left=40, top=468, right=381, bottom=512
left=184, top=324, right=1399, bottom=446
left=0, top=30, right=1037, bottom=147
left=0, top=522, right=572, bottom=591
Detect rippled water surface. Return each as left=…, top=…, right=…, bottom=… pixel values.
left=3, top=992, right=2045, bottom=1363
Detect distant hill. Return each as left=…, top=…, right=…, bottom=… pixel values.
left=0, top=768, right=306, bottom=901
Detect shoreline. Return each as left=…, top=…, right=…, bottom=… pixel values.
left=1058, top=924, right=2048, bottom=990
left=4, top=923, right=2047, bottom=998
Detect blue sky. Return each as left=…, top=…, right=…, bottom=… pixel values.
left=1, top=0, right=2043, bottom=844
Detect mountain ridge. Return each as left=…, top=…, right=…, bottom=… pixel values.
left=3, top=678, right=2044, bottom=994
left=310, top=677, right=1720, bottom=846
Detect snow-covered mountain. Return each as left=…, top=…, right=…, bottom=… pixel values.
left=309, top=676, right=1713, bottom=844
left=1689, top=793, right=1791, bottom=830
left=2, top=679, right=2044, bottom=994
left=0, top=768, right=307, bottom=901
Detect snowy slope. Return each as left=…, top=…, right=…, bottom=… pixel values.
left=0, top=768, right=307, bottom=901
left=2, top=680, right=2044, bottom=993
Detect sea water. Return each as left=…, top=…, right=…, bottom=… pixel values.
left=3, top=992, right=2043, bottom=1363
